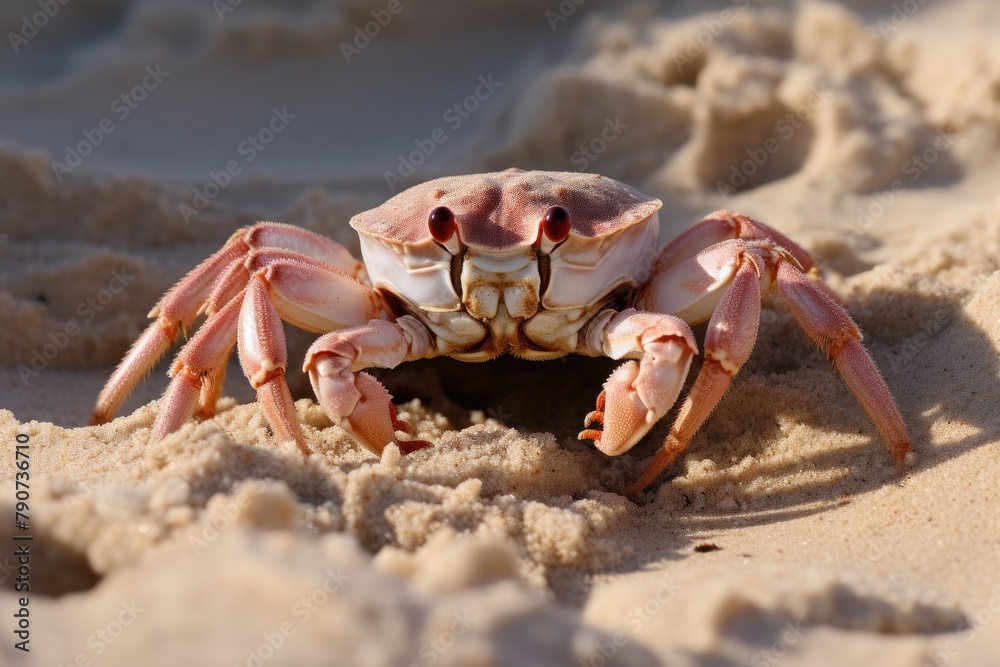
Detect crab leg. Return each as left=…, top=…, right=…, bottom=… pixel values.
left=203, top=241, right=370, bottom=319
left=240, top=221, right=366, bottom=281
left=206, top=250, right=384, bottom=329
left=630, top=243, right=911, bottom=495
left=147, top=257, right=386, bottom=450
left=91, top=241, right=246, bottom=425
left=197, top=361, right=229, bottom=420
left=236, top=274, right=306, bottom=452
left=235, top=260, right=388, bottom=452
left=773, top=261, right=911, bottom=464
left=628, top=256, right=763, bottom=495
left=576, top=309, right=697, bottom=456
left=640, top=239, right=747, bottom=325
left=656, top=210, right=816, bottom=272
left=651, top=209, right=846, bottom=307
left=151, top=290, right=245, bottom=441
left=304, top=317, right=433, bottom=456
left=91, top=222, right=366, bottom=425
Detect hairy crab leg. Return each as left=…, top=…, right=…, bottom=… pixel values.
left=152, top=291, right=245, bottom=441
left=201, top=254, right=251, bottom=318
left=576, top=309, right=697, bottom=456
left=197, top=361, right=229, bottom=420
left=242, top=221, right=366, bottom=282
left=237, top=274, right=306, bottom=452
left=91, top=222, right=366, bottom=426
left=149, top=258, right=387, bottom=450
left=628, top=257, right=763, bottom=496
left=91, top=241, right=246, bottom=425
left=773, top=261, right=911, bottom=465
left=233, top=260, right=389, bottom=451
left=304, top=316, right=433, bottom=456
left=202, top=242, right=372, bottom=319
left=197, top=253, right=384, bottom=421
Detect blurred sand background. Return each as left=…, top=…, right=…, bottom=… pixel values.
left=0, top=0, right=998, bottom=665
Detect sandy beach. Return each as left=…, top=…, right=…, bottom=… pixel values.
left=1, top=0, right=998, bottom=665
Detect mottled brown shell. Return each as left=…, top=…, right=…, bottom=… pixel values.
left=350, top=168, right=663, bottom=249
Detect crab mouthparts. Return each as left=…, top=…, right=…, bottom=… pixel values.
left=460, top=249, right=541, bottom=320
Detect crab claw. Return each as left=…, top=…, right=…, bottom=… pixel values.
left=305, top=319, right=434, bottom=456
left=578, top=311, right=696, bottom=456
left=309, top=359, right=432, bottom=455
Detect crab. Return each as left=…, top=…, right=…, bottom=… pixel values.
left=91, top=169, right=911, bottom=495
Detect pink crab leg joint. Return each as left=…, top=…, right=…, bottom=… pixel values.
left=237, top=275, right=306, bottom=452
left=151, top=291, right=245, bottom=441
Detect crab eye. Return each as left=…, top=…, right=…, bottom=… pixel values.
left=428, top=206, right=456, bottom=243
left=542, top=206, right=570, bottom=243
left=542, top=205, right=571, bottom=243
